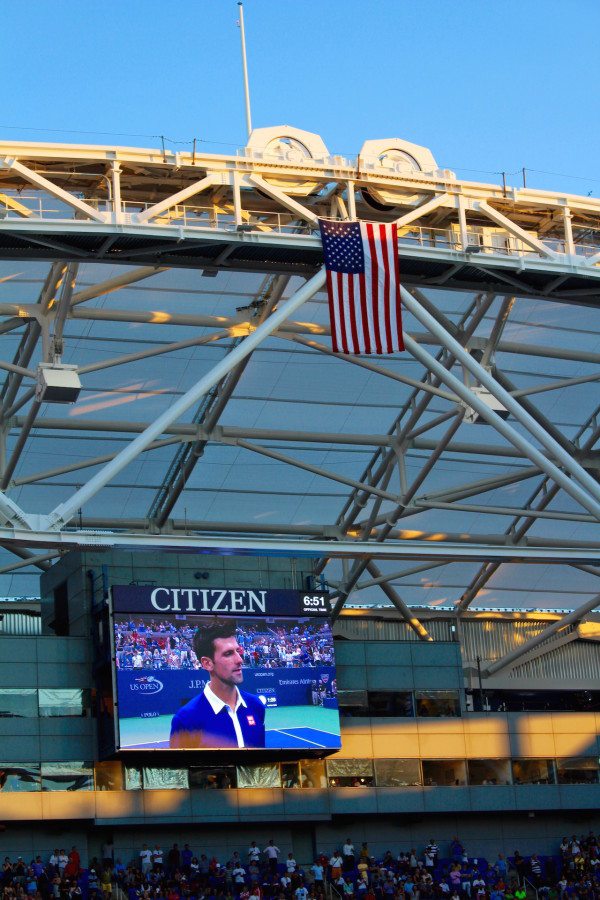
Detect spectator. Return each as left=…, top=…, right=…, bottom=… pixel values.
left=450, top=839, right=464, bottom=863
left=343, top=838, right=356, bottom=873
left=330, top=851, right=343, bottom=882
left=139, top=845, right=152, bottom=876
left=58, top=850, right=69, bottom=875
left=152, top=845, right=163, bottom=872
left=64, top=848, right=80, bottom=880
left=312, top=859, right=324, bottom=887
left=167, top=843, right=180, bottom=875
left=264, top=841, right=280, bottom=875
left=530, top=854, right=543, bottom=886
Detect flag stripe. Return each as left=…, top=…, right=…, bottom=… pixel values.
left=347, top=273, right=360, bottom=353
left=390, top=223, right=404, bottom=351
left=337, top=270, right=350, bottom=354
left=356, top=253, right=373, bottom=353
left=326, top=270, right=340, bottom=353
left=362, top=223, right=376, bottom=354
left=379, top=222, right=393, bottom=351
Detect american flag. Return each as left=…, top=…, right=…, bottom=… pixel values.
left=319, top=219, right=404, bottom=354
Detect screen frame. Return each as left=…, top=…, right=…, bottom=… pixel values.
left=108, top=585, right=339, bottom=759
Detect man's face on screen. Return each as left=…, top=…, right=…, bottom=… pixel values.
left=202, top=636, right=244, bottom=687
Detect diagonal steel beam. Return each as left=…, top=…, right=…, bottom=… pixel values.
left=227, top=437, right=400, bottom=502
left=456, top=405, right=600, bottom=612
left=484, top=591, right=600, bottom=677
left=403, top=331, right=600, bottom=518
left=0, top=262, right=65, bottom=423
left=332, top=293, right=496, bottom=540
left=364, top=559, right=433, bottom=641
left=0, top=551, right=59, bottom=575
left=71, top=266, right=168, bottom=306
left=414, top=499, right=595, bottom=523
left=401, top=286, right=600, bottom=511
left=328, top=561, right=448, bottom=597
left=150, top=274, right=291, bottom=526
left=1, top=400, right=42, bottom=490
left=41, top=268, right=327, bottom=531
left=288, top=334, right=458, bottom=401
left=322, top=294, right=496, bottom=619
left=331, top=412, right=465, bottom=624
left=479, top=295, right=515, bottom=368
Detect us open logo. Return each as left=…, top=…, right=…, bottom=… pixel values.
left=131, top=675, right=164, bottom=695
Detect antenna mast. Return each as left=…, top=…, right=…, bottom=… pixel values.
left=237, top=2, right=253, bottom=138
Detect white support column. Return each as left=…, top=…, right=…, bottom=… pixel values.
left=42, top=268, right=327, bottom=531
left=346, top=181, right=357, bottom=220
left=232, top=172, right=243, bottom=226
left=111, top=162, right=123, bottom=224
left=402, top=286, right=600, bottom=513
left=457, top=194, right=469, bottom=250
left=563, top=205, right=575, bottom=256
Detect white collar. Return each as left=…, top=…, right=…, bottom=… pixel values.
left=203, top=681, right=247, bottom=714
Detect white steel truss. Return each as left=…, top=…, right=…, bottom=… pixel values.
left=0, top=135, right=599, bottom=646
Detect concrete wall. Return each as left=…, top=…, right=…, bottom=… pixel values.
left=0, top=635, right=94, bottom=761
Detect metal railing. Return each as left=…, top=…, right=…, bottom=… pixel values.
left=524, top=876, right=540, bottom=900
left=2, top=191, right=600, bottom=261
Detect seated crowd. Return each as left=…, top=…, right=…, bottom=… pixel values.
left=2, top=833, right=600, bottom=900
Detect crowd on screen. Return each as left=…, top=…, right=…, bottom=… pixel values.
left=114, top=620, right=334, bottom=672
left=3, top=834, right=600, bottom=900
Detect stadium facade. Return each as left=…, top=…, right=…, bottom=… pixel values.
left=1, top=125, right=600, bottom=867
left=0, top=552, right=599, bottom=864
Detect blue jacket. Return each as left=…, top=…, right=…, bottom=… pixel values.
left=169, top=689, right=265, bottom=748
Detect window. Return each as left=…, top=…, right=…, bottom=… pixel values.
left=0, top=689, right=38, bottom=718
left=94, top=761, right=124, bottom=791
left=52, top=582, right=69, bottom=636
left=468, top=759, right=511, bottom=785
left=38, top=689, right=89, bottom=717
left=189, top=766, right=236, bottom=789
left=0, top=763, right=40, bottom=792
left=422, top=759, right=466, bottom=786
left=556, top=757, right=599, bottom=785
left=142, top=768, right=189, bottom=790
left=124, top=766, right=142, bottom=791
left=368, top=691, right=414, bottom=717
left=281, top=762, right=301, bottom=788
left=415, top=691, right=460, bottom=717
left=338, top=690, right=368, bottom=717
left=374, top=759, right=421, bottom=786
left=236, top=764, right=281, bottom=788
left=512, top=759, right=556, bottom=785
left=326, top=758, right=374, bottom=787
left=41, top=762, right=93, bottom=792
left=299, top=759, right=326, bottom=788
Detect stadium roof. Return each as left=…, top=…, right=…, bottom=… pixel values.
left=0, top=127, right=599, bottom=653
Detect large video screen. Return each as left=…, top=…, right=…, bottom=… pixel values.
left=111, top=585, right=340, bottom=751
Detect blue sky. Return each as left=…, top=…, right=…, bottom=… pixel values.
left=2, top=0, right=600, bottom=194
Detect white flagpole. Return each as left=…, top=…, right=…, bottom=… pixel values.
left=237, top=1, right=253, bottom=138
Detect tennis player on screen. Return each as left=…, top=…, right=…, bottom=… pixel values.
left=169, top=621, right=266, bottom=749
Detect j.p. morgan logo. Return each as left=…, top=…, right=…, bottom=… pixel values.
left=131, top=675, right=163, bottom=695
